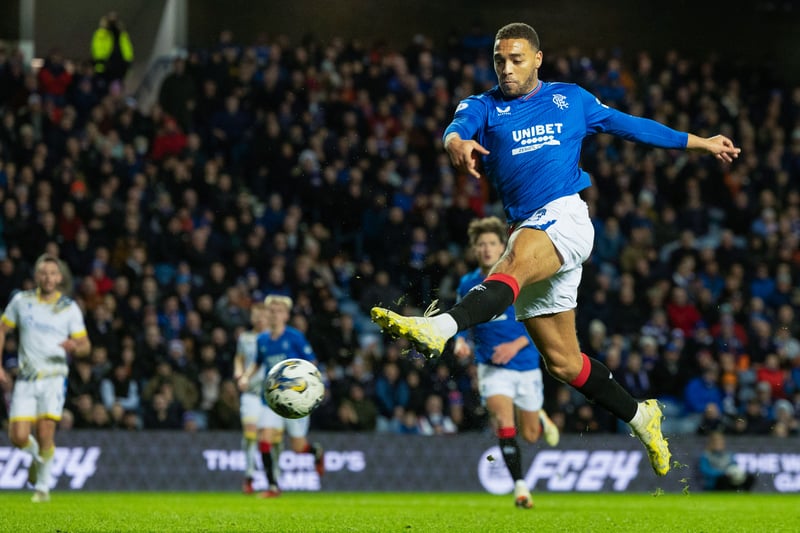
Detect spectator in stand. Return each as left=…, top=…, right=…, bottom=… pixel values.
left=374, top=361, right=409, bottom=431
left=417, top=394, right=457, bottom=436
left=698, top=432, right=755, bottom=492
left=37, top=49, right=72, bottom=107
left=684, top=364, right=723, bottom=421
left=158, top=57, right=196, bottom=132
left=665, top=285, right=701, bottom=338
left=91, top=12, right=134, bottom=93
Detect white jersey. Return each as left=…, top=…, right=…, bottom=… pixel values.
left=236, top=330, right=267, bottom=394
left=1, top=289, right=88, bottom=379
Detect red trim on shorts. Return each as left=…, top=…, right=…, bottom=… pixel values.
left=484, top=273, right=520, bottom=300
left=569, top=353, right=592, bottom=388
left=497, top=426, right=517, bottom=439
left=259, top=441, right=271, bottom=453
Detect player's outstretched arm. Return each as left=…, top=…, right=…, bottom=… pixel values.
left=444, top=133, right=490, bottom=178
left=686, top=134, right=741, bottom=163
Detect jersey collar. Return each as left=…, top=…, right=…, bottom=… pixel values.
left=521, top=80, right=543, bottom=101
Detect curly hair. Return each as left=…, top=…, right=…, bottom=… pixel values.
left=495, top=23, right=540, bottom=50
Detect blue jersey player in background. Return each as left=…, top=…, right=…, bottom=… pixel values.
left=372, top=22, right=741, bottom=480
left=453, top=216, right=559, bottom=509
left=240, top=294, right=324, bottom=498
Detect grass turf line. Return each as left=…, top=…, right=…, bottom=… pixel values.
left=1, top=492, right=798, bottom=533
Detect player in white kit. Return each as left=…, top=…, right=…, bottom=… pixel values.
left=233, top=302, right=277, bottom=494
left=0, top=254, right=91, bottom=502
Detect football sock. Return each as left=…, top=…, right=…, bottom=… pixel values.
left=304, top=442, right=321, bottom=458
left=270, top=439, right=283, bottom=483
left=498, top=427, right=524, bottom=481
left=37, top=446, right=54, bottom=492
left=22, top=435, right=40, bottom=460
left=259, top=441, right=277, bottom=486
left=447, top=274, right=519, bottom=332
left=570, top=353, right=637, bottom=422
left=243, top=435, right=257, bottom=478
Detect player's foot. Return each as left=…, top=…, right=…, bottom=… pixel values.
left=513, top=480, right=533, bottom=509
left=370, top=304, right=447, bottom=358
left=259, top=485, right=281, bottom=498
left=31, top=490, right=50, bottom=503
left=313, top=443, right=325, bottom=477
left=630, top=399, right=671, bottom=476
left=242, top=477, right=254, bottom=495
left=540, top=410, right=560, bottom=447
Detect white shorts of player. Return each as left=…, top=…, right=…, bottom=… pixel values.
left=477, top=364, right=544, bottom=412
left=240, top=392, right=310, bottom=437
left=513, top=193, right=594, bottom=319
left=10, top=376, right=67, bottom=422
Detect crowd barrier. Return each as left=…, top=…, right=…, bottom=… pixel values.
left=0, top=432, right=798, bottom=493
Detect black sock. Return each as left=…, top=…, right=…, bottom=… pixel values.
left=259, top=442, right=277, bottom=486
left=449, top=278, right=516, bottom=331
left=571, top=355, right=637, bottom=422
left=499, top=435, right=523, bottom=481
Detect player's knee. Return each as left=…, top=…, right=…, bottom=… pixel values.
left=544, top=354, right=581, bottom=383
left=520, top=424, right=541, bottom=444
left=9, top=428, right=29, bottom=448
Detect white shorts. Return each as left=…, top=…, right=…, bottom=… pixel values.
left=240, top=392, right=310, bottom=437
left=477, top=365, right=544, bottom=412
left=513, top=194, right=594, bottom=319
left=10, top=376, right=67, bottom=422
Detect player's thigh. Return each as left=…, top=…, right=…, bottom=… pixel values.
left=38, top=377, right=67, bottom=421
left=284, top=417, right=309, bottom=440
left=479, top=365, right=522, bottom=427
left=493, top=228, right=562, bottom=286
left=497, top=195, right=594, bottom=287
left=524, top=311, right=583, bottom=381
left=485, top=395, right=516, bottom=428
left=240, top=393, right=262, bottom=427
left=259, top=405, right=286, bottom=433
left=9, top=380, right=37, bottom=424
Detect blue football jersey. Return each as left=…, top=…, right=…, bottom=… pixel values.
left=456, top=268, right=541, bottom=371
left=256, top=326, right=317, bottom=374
left=444, top=81, right=688, bottom=223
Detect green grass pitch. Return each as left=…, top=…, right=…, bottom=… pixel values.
left=1, top=492, right=797, bottom=532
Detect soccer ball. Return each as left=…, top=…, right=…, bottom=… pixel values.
left=263, top=358, right=325, bottom=419
left=725, top=464, right=746, bottom=485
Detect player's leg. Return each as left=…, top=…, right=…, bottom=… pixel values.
left=371, top=228, right=559, bottom=358
left=270, top=427, right=284, bottom=484
left=31, top=417, right=56, bottom=502
left=487, top=394, right=533, bottom=509
left=258, top=407, right=283, bottom=496
left=524, top=311, right=670, bottom=476
left=239, top=393, right=260, bottom=494
left=479, top=364, right=534, bottom=509
left=286, top=417, right=324, bottom=477
left=9, top=380, right=44, bottom=496
left=30, top=377, right=67, bottom=502
left=515, top=368, right=559, bottom=447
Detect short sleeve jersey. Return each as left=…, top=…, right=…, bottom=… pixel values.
left=1, top=290, right=88, bottom=378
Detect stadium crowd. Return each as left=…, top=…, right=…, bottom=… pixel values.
left=1, top=25, right=799, bottom=440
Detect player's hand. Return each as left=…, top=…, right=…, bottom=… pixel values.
left=490, top=342, right=518, bottom=365
left=236, top=375, right=248, bottom=392
left=59, top=338, right=78, bottom=354
left=688, top=134, right=741, bottom=163
left=445, top=135, right=490, bottom=178
left=0, top=367, right=7, bottom=386
left=453, top=337, right=471, bottom=359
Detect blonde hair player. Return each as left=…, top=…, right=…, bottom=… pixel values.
left=238, top=294, right=324, bottom=497
left=0, top=254, right=91, bottom=502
